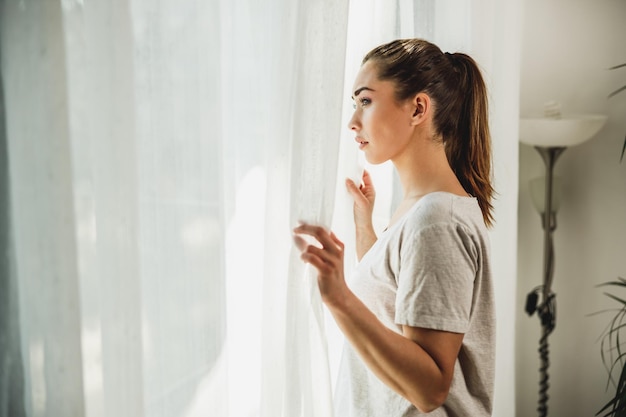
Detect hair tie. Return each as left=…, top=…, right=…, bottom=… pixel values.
left=444, top=51, right=458, bottom=67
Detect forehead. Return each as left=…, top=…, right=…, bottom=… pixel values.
left=351, top=60, right=396, bottom=96
left=354, top=61, right=378, bottom=85
left=352, top=61, right=379, bottom=88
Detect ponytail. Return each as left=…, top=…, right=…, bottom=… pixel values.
left=444, top=53, right=494, bottom=227
left=363, top=39, right=495, bottom=227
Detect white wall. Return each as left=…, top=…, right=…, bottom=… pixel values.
left=517, top=0, right=626, bottom=416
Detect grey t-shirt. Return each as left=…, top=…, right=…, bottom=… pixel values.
left=334, top=192, right=495, bottom=417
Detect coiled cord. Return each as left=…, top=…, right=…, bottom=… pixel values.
left=526, top=288, right=556, bottom=417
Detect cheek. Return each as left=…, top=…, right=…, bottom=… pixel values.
left=363, top=105, right=409, bottom=146
left=364, top=108, right=389, bottom=136
left=372, top=110, right=406, bottom=142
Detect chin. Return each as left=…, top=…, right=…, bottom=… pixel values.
left=364, top=153, right=387, bottom=165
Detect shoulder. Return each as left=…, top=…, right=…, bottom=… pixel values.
left=405, top=192, right=485, bottom=234
left=395, top=192, right=488, bottom=257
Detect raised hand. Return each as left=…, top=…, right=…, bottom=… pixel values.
left=292, top=223, right=348, bottom=308
left=345, top=169, right=375, bottom=227
left=345, top=170, right=377, bottom=259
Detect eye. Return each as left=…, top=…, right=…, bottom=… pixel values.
left=359, top=98, right=371, bottom=107
left=352, top=98, right=371, bottom=109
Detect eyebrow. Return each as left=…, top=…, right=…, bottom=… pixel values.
left=351, top=86, right=375, bottom=100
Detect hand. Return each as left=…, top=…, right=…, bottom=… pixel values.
left=345, top=169, right=375, bottom=232
left=292, top=223, right=348, bottom=308
left=346, top=170, right=377, bottom=259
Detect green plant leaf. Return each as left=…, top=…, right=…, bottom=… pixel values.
left=609, top=63, right=626, bottom=70
left=598, top=279, right=626, bottom=288
left=597, top=358, right=626, bottom=415
left=597, top=279, right=626, bottom=416
left=609, top=85, right=626, bottom=99
left=605, top=293, right=626, bottom=306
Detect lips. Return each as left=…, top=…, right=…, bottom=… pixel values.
left=355, top=137, right=369, bottom=148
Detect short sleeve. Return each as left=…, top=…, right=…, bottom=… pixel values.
left=394, top=222, right=478, bottom=333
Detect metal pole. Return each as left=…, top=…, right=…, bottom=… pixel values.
left=533, top=146, right=566, bottom=417
left=535, top=146, right=565, bottom=298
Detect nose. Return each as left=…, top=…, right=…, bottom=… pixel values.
left=348, top=110, right=360, bottom=132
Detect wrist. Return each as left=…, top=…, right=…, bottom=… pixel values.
left=356, top=225, right=377, bottom=243
left=355, top=221, right=375, bottom=234
left=324, top=286, right=355, bottom=313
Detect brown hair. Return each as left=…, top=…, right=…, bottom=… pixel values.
left=363, top=39, right=495, bottom=227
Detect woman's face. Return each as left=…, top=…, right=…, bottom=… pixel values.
left=348, top=61, right=415, bottom=165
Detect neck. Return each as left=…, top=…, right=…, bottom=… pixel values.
left=391, top=135, right=466, bottom=201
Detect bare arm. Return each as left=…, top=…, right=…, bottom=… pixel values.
left=330, top=292, right=463, bottom=412
left=345, top=170, right=377, bottom=260
left=292, top=224, right=463, bottom=413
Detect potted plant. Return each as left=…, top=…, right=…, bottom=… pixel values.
left=597, top=278, right=626, bottom=417
left=596, top=62, right=626, bottom=417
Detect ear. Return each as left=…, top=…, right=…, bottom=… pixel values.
left=409, top=93, right=431, bottom=126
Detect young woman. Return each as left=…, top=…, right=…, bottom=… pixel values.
left=293, top=38, right=495, bottom=416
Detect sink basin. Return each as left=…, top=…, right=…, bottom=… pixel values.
left=519, top=115, right=608, bottom=147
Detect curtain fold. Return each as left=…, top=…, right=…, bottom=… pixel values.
left=63, top=2, right=143, bottom=415
left=1, top=2, right=86, bottom=415
left=220, top=0, right=350, bottom=416
left=0, top=31, right=26, bottom=417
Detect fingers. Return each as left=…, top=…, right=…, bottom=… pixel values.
left=293, top=223, right=342, bottom=255
left=361, top=169, right=373, bottom=186
left=345, top=178, right=362, bottom=197
left=292, top=233, right=310, bottom=252
left=300, top=251, right=332, bottom=273
left=346, top=170, right=375, bottom=201
left=345, top=178, right=370, bottom=204
left=293, top=233, right=334, bottom=264
left=302, top=245, right=337, bottom=269
left=345, top=169, right=372, bottom=190
left=329, top=231, right=345, bottom=250
left=292, top=225, right=347, bottom=304
left=292, top=224, right=345, bottom=271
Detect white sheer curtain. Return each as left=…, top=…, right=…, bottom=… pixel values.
left=1, top=0, right=348, bottom=416
left=0, top=1, right=520, bottom=417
